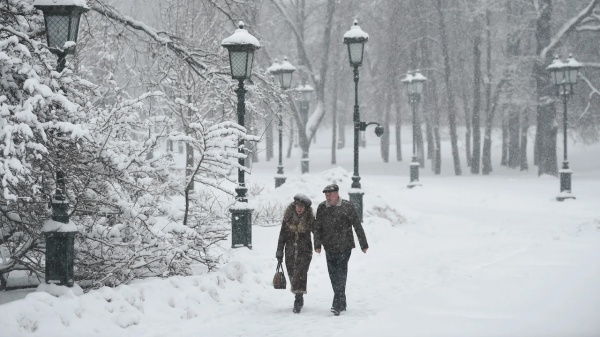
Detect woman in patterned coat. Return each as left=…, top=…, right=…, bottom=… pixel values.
left=276, top=193, right=315, bottom=313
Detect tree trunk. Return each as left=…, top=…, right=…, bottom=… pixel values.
left=416, top=105, right=425, bottom=167
left=481, top=76, right=507, bottom=175
left=520, top=108, right=529, bottom=171
left=508, top=106, right=521, bottom=168
left=417, top=10, right=434, bottom=161
left=430, top=78, right=442, bottom=175
left=265, top=115, right=273, bottom=161
left=483, top=8, right=492, bottom=170
left=461, top=81, right=472, bottom=168
left=436, top=0, right=462, bottom=175
left=286, top=115, right=294, bottom=158
left=395, top=91, right=403, bottom=162
left=471, top=21, right=482, bottom=174
left=534, top=0, right=558, bottom=176
left=380, top=90, right=390, bottom=162
left=331, top=72, right=338, bottom=165
left=501, top=107, right=509, bottom=166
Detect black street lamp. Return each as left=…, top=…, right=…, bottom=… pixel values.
left=344, top=20, right=383, bottom=221
left=296, top=83, right=314, bottom=174
left=268, top=58, right=296, bottom=187
left=546, top=54, right=581, bottom=201
left=34, top=0, right=89, bottom=287
left=222, top=21, right=260, bottom=248
left=401, top=70, right=427, bottom=188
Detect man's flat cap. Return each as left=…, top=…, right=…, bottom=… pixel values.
left=322, top=184, right=339, bottom=193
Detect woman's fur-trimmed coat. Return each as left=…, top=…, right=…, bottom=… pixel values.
left=276, top=203, right=315, bottom=294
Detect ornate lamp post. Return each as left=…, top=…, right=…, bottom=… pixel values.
left=268, top=58, right=296, bottom=187
left=401, top=70, right=427, bottom=188
left=546, top=54, right=581, bottom=201
left=221, top=21, right=260, bottom=248
left=296, top=83, right=314, bottom=173
left=34, top=0, right=89, bottom=287
left=344, top=20, right=383, bottom=221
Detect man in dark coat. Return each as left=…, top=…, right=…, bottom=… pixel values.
left=276, top=193, right=315, bottom=313
left=313, top=184, right=368, bottom=316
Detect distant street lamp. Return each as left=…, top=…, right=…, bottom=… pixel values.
left=222, top=21, right=260, bottom=248
left=344, top=20, right=384, bottom=221
left=34, top=0, right=89, bottom=287
left=401, top=70, right=427, bottom=188
left=268, top=57, right=296, bottom=187
left=546, top=54, right=581, bottom=201
left=296, top=83, right=314, bottom=174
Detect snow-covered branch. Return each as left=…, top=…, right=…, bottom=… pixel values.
left=540, top=0, right=600, bottom=58
left=89, top=1, right=211, bottom=77
left=577, top=73, right=600, bottom=123
left=577, top=9, right=600, bottom=31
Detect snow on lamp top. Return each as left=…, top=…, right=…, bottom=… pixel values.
left=343, top=19, right=369, bottom=43
left=296, top=84, right=314, bottom=92
left=34, top=0, right=89, bottom=7
left=564, top=54, right=582, bottom=69
left=279, top=57, right=297, bottom=73
left=267, top=59, right=281, bottom=74
left=412, top=71, right=427, bottom=82
left=221, top=21, right=261, bottom=48
left=546, top=55, right=565, bottom=71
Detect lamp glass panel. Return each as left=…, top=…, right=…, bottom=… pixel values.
left=46, top=15, right=71, bottom=50
left=229, top=51, right=248, bottom=78
left=552, top=68, right=564, bottom=85
left=415, top=81, right=423, bottom=94
left=68, top=15, right=80, bottom=52
left=348, top=43, right=364, bottom=65
left=281, top=72, right=293, bottom=89
left=567, top=68, right=579, bottom=84
left=303, top=90, right=312, bottom=102
left=407, top=82, right=415, bottom=95
left=245, top=51, right=254, bottom=78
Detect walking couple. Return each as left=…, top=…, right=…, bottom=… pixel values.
left=275, top=183, right=369, bottom=316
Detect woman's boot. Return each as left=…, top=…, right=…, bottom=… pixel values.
left=293, top=294, right=303, bottom=313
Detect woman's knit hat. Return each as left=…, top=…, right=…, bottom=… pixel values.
left=293, top=193, right=312, bottom=207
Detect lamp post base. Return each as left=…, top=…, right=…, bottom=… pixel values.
left=407, top=160, right=421, bottom=189
left=44, top=231, right=76, bottom=287
left=275, top=176, right=286, bottom=188
left=349, top=190, right=364, bottom=222
left=301, top=159, right=309, bottom=174
left=230, top=208, right=253, bottom=249
left=557, top=164, right=575, bottom=202
left=275, top=165, right=286, bottom=188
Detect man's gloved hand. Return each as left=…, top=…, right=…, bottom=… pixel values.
left=276, top=252, right=283, bottom=263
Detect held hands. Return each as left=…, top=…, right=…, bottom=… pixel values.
left=362, top=248, right=368, bottom=253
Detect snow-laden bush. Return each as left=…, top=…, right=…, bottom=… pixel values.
left=0, top=5, right=253, bottom=290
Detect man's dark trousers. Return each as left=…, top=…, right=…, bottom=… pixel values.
left=325, top=250, right=352, bottom=311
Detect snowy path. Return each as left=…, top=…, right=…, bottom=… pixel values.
left=180, top=174, right=600, bottom=337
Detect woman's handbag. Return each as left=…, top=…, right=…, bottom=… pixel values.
left=272, top=261, right=286, bottom=289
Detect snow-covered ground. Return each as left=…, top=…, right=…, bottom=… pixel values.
left=1, top=126, right=599, bottom=337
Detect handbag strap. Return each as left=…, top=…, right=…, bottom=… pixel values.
left=276, top=261, right=284, bottom=275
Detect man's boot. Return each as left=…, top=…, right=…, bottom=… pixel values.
left=293, top=294, right=303, bottom=313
